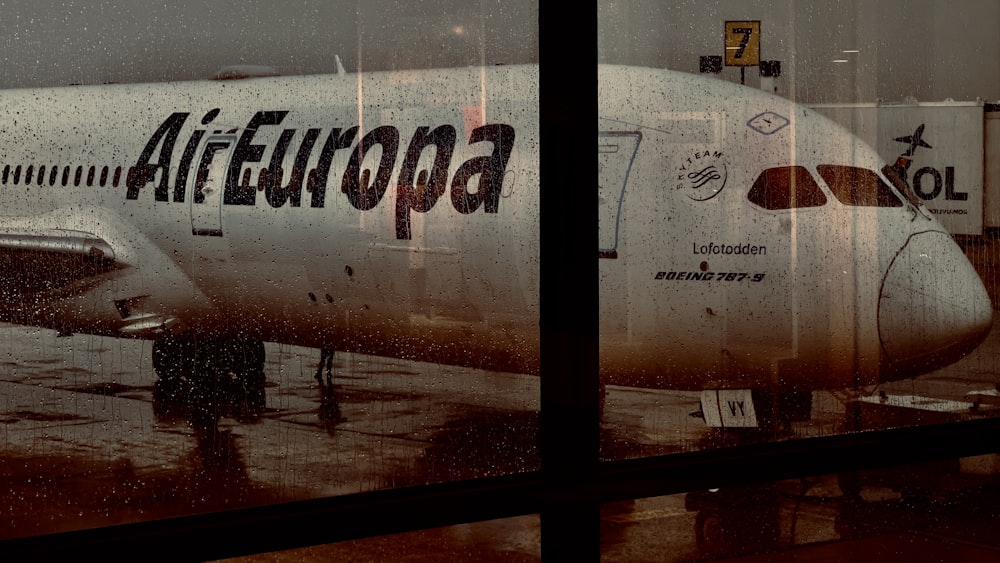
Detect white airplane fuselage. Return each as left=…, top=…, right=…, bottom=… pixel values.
left=0, top=65, right=991, bottom=394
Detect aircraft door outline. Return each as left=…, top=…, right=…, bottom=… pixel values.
left=599, top=131, right=641, bottom=259
left=190, top=135, right=236, bottom=237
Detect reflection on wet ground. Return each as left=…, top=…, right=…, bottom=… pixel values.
left=0, top=327, right=546, bottom=541
left=600, top=473, right=1000, bottom=561
left=231, top=470, right=1000, bottom=561
left=1, top=321, right=999, bottom=559
left=0, top=419, right=285, bottom=540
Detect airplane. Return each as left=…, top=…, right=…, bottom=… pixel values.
left=894, top=123, right=932, bottom=156
left=888, top=123, right=934, bottom=209
left=0, top=64, right=991, bottom=429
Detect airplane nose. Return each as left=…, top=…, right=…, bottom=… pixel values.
left=878, top=231, right=993, bottom=378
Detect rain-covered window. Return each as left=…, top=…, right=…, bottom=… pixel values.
left=0, top=1, right=543, bottom=557
left=4, top=1, right=1000, bottom=561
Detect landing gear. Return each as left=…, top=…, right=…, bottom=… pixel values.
left=755, top=390, right=813, bottom=434
left=152, top=336, right=266, bottom=419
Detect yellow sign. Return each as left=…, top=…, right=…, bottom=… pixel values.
left=724, top=21, right=760, bottom=66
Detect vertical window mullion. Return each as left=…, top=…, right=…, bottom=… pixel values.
left=539, top=1, right=600, bottom=560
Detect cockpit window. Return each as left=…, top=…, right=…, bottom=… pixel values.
left=817, top=165, right=902, bottom=207
left=747, top=166, right=827, bottom=210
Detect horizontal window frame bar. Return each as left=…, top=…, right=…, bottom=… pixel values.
left=4, top=417, right=999, bottom=560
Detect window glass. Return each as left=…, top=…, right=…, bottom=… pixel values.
left=0, top=1, right=538, bottom=543
left=597, top=0, right=1000, bottom=474
left=748, top=166, right=828, bottom=210
left=5, top=0, right=1000, bottom=559
left=818, top=164, right=902, bottom=207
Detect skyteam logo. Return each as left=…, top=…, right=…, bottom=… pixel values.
left=677, top=150, right=727, bottom=201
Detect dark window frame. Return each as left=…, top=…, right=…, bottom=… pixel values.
left=2, top=3, right=999, bottom=560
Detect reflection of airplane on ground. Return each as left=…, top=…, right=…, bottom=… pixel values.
left=0, top=65, right=991, bottom=428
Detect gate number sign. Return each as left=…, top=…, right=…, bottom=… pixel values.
left=725, top=21, right=761, bottom=66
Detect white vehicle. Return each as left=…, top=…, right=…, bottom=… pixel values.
left=0, top=65, right=990, bottom=427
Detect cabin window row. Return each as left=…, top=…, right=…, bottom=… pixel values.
left=4, top=163, right=330, bottom=194
left=1, top=164, right=124, bottom=188
left=748, top=164, right=905, bottom=211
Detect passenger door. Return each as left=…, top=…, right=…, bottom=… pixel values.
left=190, top=136, right=236, bottom=237
left=598, top=131, right=641, bottom=337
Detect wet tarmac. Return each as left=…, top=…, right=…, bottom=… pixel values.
left=1, top=319, right=1000, bottom=560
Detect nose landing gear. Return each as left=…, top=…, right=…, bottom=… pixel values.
left=152, top=336, right=266, bottom=420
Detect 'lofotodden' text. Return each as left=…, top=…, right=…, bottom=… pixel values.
left=692, top=242, right=766, bottom=256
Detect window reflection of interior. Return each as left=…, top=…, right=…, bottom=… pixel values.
left=747, top=166, right=827, bottom=210
left=817, top=164, right=903, bottom=207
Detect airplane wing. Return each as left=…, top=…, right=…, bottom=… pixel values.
left=0, top=207, right=217, bottom=339
left=0, top=228, right=125, bottom=299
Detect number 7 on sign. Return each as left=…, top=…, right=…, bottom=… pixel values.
left=724, top=21, right=760, bottom=67
left=732, top=28, right=753, bottom=59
